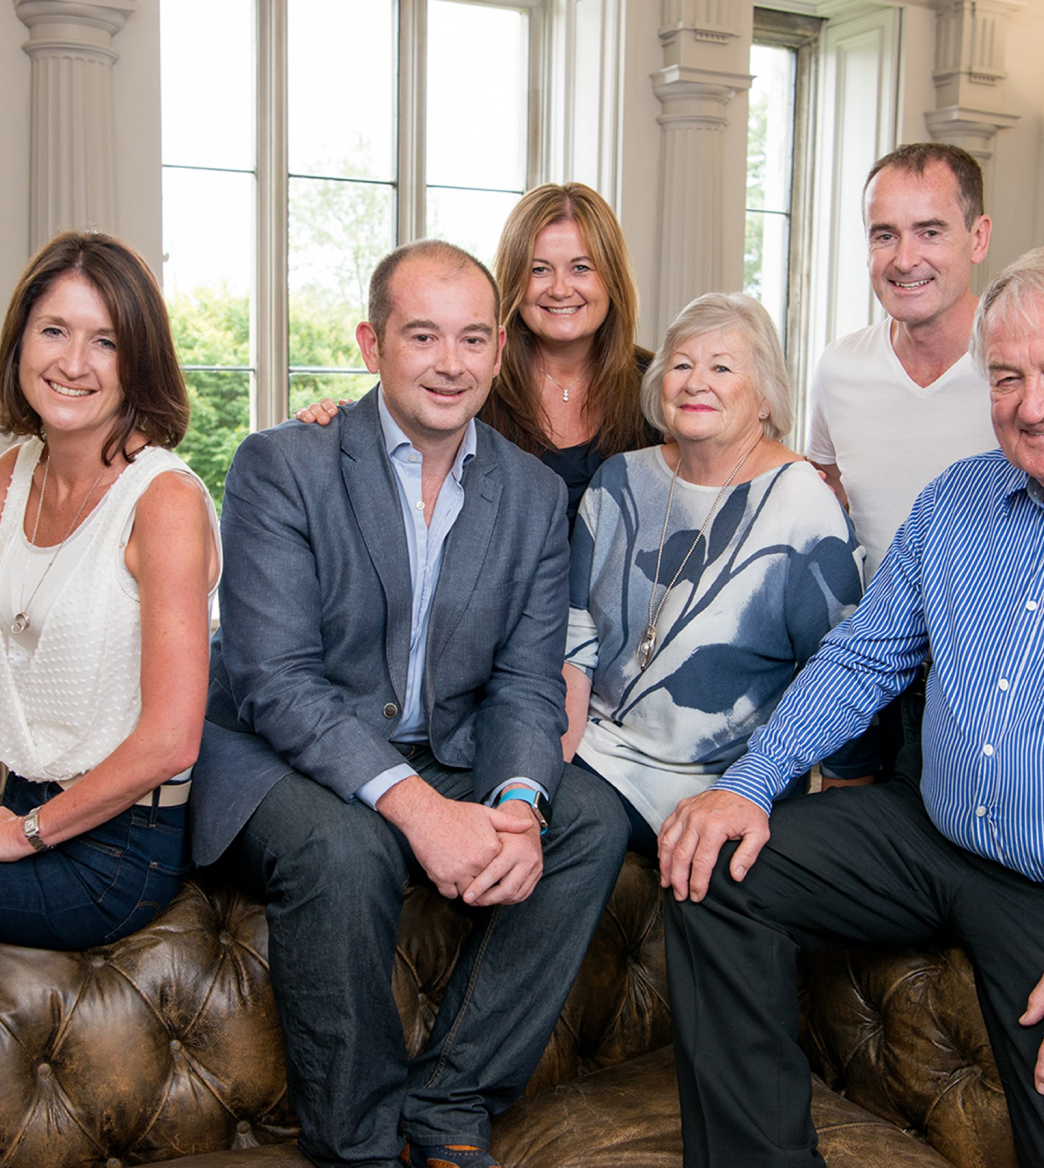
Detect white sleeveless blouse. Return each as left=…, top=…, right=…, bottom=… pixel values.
left=0, top=438, right=220, bottom=782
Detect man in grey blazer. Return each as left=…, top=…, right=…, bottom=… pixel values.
left=190, top=240, right=626, bottom=1168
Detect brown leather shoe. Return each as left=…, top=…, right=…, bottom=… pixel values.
left=401, top=1140, right=500, bottom=1168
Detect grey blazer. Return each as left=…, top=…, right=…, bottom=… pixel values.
left=190, top=388, right=570, bottom=866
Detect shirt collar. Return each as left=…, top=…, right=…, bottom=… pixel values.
left=377, top=388, right=477, bottom=483
left=996, top=452, right=1044, bottom=510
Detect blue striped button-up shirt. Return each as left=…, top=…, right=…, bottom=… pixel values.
left=716, top=449, right=1044, bottom=883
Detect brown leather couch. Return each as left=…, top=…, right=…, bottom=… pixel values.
left=0, top=853, right=1016, bottom=1168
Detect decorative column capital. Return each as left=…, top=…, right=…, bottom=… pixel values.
left=651, top=66, right=751, bottom=131
left=658, top=0, right=749, bottom=72
left=931, top=0, right=1024, bottom=108
left=15, top=0, right=136, bottom=63
left=927, top=0, right=1020, bottom=161
left=924, top=106, right=1020, bottom=162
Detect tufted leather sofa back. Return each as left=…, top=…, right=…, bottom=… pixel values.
left=803, top=947, right=1017, bottom=1168
left=0, top=854, right=1016, bottom=1168
left=0, top=854, right=671, bottom=1167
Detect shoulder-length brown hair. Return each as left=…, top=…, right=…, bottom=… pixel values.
left=0, top=230, right=189, bottom=464
left=483, top=182, right=651, bottom=456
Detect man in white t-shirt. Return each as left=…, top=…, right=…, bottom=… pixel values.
left=808, top=143, right=996, bottom=579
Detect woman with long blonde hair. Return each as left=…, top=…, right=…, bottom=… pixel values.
left=296, top=182, right=655, bottom=525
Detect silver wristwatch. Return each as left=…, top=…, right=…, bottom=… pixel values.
left=22, top=805, right=52, bottom=852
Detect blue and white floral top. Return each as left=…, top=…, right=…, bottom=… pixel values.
left=566, top=445, right=866, bottom=831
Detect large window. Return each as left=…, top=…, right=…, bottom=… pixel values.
left=744, top=8, right=821, bottom=441
left=161, top=0, right=536, bottom=507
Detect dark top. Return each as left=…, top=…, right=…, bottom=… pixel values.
left=539, top=348, right=658, bottom=532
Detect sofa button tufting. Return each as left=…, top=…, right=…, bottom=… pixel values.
left=170, top=1039, right=182, bottom=1052
left=107, top=1158, right=122, bottom=1168
left=220, top=930, right=233, bottom=945
left=38, top=1063, right=52, bottom=1078
left=90, top=955, right=106, bottom=967
left=237, top=1120, right=251, bottom=1133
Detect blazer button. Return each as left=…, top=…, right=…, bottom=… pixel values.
left=382, top=703, right=398, bottom=719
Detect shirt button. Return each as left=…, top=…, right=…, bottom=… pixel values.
left=415, top=500, right=425, bottom=511
left=382, top=703, right=398, bottom=719
left=998, top=678, right=1010, bottom=691
left=975, top=805, right=987, bottom=818
left=409, top=454, right=419, bottom=463
left=982, top=743, right=994, bottom=757
left=1027, top=599, right=1039, bottom=611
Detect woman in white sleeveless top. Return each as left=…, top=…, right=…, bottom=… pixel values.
left=0, top=231, right=221, bottom=949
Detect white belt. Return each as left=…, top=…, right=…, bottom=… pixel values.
left=51, top=771, right=192, bottom=807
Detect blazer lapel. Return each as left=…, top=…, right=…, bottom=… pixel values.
left=337, top=390, right=412, bottom=699
left=426, top=432, right=503, bottom=665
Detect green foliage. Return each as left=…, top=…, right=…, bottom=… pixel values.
left=168, top=288, right=250, bottom=510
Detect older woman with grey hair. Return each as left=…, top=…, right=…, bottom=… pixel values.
left=563, top=292, right=875, bottom=856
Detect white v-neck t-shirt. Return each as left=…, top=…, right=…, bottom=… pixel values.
left=807, top=318, right=996, bottom=578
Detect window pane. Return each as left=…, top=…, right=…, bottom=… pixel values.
left=746, top=43, right=796, bottom=342
left=426, top=187, right=522, bottom=268
left=163, top=168, right=255, bottom=340
left=426, top=1, right=528, bottom=192
left=750, top=212, right=790, bottom=330
left=161, top=0, right=255, bottom=171
left=289, top=372, right=376, bottom=415
left=747, top=45, right=795, bottom=213
left=178, top=371, right=252, bottom=511
left=288, top=176, right=395, bottom=367
left=288, top=0, right=396, bottom=181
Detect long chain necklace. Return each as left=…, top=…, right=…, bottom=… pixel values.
left=12, top=455, right=110, bottom=635
left=637, top=439, right=761, bottom=671
left=541, top=363, right=591, bottom=403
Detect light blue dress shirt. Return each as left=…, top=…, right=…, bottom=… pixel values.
left=716, top=449, right=1044, bottom=883
left=355, top=393, right=543, bottom=810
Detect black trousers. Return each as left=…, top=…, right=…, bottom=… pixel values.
left=664, top=774, right=1044, bottom=1167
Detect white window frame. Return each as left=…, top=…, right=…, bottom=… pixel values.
left=750, top=7, right=822, bottom=444
left=252, top=0, right=548, bottom=431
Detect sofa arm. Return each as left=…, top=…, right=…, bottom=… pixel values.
left=802, top=946, right=1017, bottom=1168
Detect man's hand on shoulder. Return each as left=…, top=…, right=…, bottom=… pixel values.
left=658, top=789, right=770, bottom=903
left=463, top=799, right=543, bottom=907
left=376, top=775, right=531, bottom=901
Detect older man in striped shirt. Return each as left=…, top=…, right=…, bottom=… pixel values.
left=659, top=246, right=1044, bottom=1168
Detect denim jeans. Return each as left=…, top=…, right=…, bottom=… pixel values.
left=224, top=752, right=628, bottom=1168
left=0, top=771, right=189, bottom=950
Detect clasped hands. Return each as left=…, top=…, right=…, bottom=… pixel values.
left=377, top=776, right=542, bottom=908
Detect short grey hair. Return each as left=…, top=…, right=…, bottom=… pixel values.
left=640, top=292, right=792, bottom=439
left=971, top=246, right=1044, bottom=377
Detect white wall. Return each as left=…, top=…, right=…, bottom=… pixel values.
left=112, top=0, right=162, bottom=277
left=0, top=1, right=31, bottom=303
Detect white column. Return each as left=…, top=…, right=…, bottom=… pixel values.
left=15, top=0, right=136, bottom=251
left=650, top=1, right=753, bottom=338
left=927, top=0, right=1021, bottom=162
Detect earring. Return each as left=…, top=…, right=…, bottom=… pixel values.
left=758, top=409, right=769, bottom=420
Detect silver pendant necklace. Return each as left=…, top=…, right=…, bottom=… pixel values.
left=12, top=455, right=109, bottom=635
left=637, top=439, right=761, bottom=671
left=541, top=363, right=591, bottom=403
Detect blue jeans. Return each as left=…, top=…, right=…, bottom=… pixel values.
left=0, top=771, right=189, bottom=950
left=224, top=752, right=628, bottom=1168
